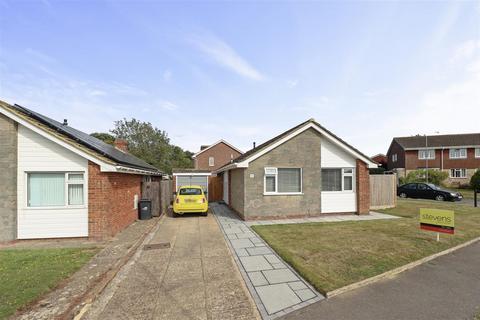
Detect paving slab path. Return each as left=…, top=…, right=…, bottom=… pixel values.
left=280, top=240, right=480, bottom=320
left=83, top=212, right=259, bottom=320
left=212, top=203, right=324, bottom=319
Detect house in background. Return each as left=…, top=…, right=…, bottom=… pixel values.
left=386, top=133, right=480, bottom=186
left=0, top=101, right=162, bottom=242
left=371, top=154, right=387, bottom=169
left=193, top=140, right=243, bottom=170
left=173, top=140, right=243, bottom=201
left=216, top=119, right=377, bottom=220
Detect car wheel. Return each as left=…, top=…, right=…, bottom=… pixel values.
left=201, top=211, right=208, bottom=217
left=399, top=192, right=407, bottom=198
left=435, top=195, right=445, bottom=201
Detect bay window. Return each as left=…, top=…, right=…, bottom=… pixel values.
left=264, top=167, right=302, bottom=194
left=27, top=172, right=85, bottom=207
left=322, top=168, right=355, bottom=192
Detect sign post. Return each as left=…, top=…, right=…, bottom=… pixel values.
left=420, top=208, right=454, bottom=241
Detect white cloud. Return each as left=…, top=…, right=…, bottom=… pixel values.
left=162, top=69, right=172, bottom=82
left=189, top=33, right=264, bottom=81
left=450, top=40, right=480, bottom=63
left=158, top=100, right=178, bottom=111
left=287, top=79, right=299, bottom=88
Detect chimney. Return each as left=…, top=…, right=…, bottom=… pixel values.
left=253, top=142, right=256, bottom=148
left=114, top=139, right=128, bottom=152
left=63, top=119, right=68, bottom=126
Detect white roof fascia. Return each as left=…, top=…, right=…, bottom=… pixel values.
left=173, top=172, right=212, bottom=176
left=406, top=145, right=480, bottom=151
left=193, top=139, right=243, bottom=158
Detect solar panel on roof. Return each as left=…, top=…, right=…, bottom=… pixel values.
left=12, top=104, right=161, bottom=173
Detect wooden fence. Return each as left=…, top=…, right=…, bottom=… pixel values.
left=141, top=180, right=174, bottom=217
left=370, top=174, right=397, bottom=210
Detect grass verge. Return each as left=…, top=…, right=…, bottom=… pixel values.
left=252, top=199, right=480, bottom=294
left=0, top=247, right=98, bottom=319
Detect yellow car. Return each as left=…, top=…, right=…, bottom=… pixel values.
left=173, top=185, right=208, bottom=216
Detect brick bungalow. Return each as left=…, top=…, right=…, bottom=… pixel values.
left=0, top=101, right=162, bottom=242
left=216, top=119, right=377, bottom=220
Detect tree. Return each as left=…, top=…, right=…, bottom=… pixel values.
left=110, top=118, right=193, bottom=173
left=90, top=132, right=115, bottom=145
left=399, top=169, right=448, bottom=186
left=471, top=170, right=480, bottom=190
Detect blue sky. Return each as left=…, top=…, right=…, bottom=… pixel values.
left=1, top=1, right=479, bottom=155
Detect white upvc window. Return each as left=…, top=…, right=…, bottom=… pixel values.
left=321, top=168, right=355, bottom=192
left=450, top=168, right=467, bottom=178
left=475, top=148, right=480, bottom=158
left=27, top=172, right=85, bottom=207
left=208, top=156, right=215, bottom=167
left=392, top=154, right=397, bottom=162
left=264, top=167, right=303, bottom=195
left=418, top=149, right=435, bottom=160
left=449, top=148, right=467, bottom=159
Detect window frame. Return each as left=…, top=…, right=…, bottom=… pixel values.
left=208, top=156, right=215, bottom=167
left=392, top=154, right=397, bottom=162
left=475, top=148, right=480, bottom=158
left=26, top=172, right=87, bottom=209
left=418, top=149, right=435, bottom=160
left=449, top=148, right=467, bottom=159
left=321, top=167, right=356, bottom=193
left=450, top=168, right=467, bottom=179
left=263, top=167, right=303, bottom=195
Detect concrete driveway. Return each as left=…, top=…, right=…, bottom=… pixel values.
left=83, top=213, right=259, bottom=320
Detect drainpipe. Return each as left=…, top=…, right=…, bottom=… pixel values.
left=441, top=148, right=444, bottom=171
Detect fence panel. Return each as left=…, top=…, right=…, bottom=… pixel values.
left=160, top=180, right=173, bottom=216
left=142, top=181, right=161, bottom=216
left=370, top=174, right=397, bottom=209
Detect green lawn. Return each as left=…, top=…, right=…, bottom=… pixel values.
left=252, top=199, right=480, bottom=294
left=0, top=247, right=98, bottom=319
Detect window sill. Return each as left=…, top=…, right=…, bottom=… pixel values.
left=449, top=158, right=467, bottom=160
left=450, top=177, right=467, bottom=179
left=263, top=192, right=303, bottom=196
left=321, top=191, right=355, bottom=194
left=24, top=206, right=87, bottom=210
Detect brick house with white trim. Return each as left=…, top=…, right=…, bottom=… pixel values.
left=0, top=101, right=162, bottom=242
left=386, top=134, right=480, bottom=186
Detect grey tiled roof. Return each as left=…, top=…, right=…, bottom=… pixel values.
left=394, top=134, right=480, bottom=149
left=11, top=104, right=161, bottom=173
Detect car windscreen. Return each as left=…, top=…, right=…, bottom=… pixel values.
left=179, top=188, right=202, bottom=195
left=427, top=184, right=439, bottom=190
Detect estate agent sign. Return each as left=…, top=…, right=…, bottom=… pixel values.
left=420, top=208, right=455, bottom=235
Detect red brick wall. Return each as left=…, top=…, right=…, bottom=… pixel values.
left=88, top=161, right=142, bottom=239
left=195, top=142, right=242, bottom=171
left=356, top=159, right=370, bottom=215
left=405, top=148, right=480, bottom=170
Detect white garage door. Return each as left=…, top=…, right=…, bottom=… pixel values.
left=176, top=176, right=208, bottom=192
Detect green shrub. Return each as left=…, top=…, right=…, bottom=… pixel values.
left=369, top=167, right=386, bottom=175
left=471, top=170, right=480, bottom=190
left=399, top=169, right=448, bottom=186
